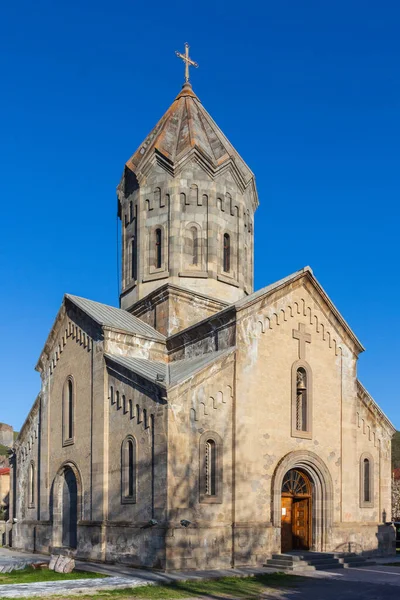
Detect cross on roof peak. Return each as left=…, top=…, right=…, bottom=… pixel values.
left=175, top=43, right=198, bottom=83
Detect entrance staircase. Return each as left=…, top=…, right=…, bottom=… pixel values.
left=265, top=551, right=376, bottom=572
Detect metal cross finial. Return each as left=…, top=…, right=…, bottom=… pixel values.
left=175, top=43, right=198, bottom=83
left=292, top=323, right=311, bottom=360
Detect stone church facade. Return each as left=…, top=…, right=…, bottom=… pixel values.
left=9, top=81, right=395, bottom=569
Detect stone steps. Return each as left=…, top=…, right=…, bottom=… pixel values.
left=265, top=551, right=375, bottom=572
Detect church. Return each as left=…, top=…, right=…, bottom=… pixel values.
left=8, top=47, right=395, bottom=570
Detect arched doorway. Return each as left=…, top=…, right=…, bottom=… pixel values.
left=51, top=462, right=82, bottom=550
left=281, top=469, right=312, bottom=552
left=62, top=467, right=78, bottom=548
left=272, top=450, right=333, bottom=553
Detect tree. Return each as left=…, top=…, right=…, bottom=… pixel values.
left=392, top=431, right=400, bottom=470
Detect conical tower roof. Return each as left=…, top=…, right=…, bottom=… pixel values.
left=125, top=83, right=256, bottom=193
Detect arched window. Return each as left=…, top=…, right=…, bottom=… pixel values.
left=143, top=409, right=148, bottom=429
left=205, top=439, right=216, bottom=496
left=223, top=233, right=230, bottom=272
left=191, top=226, right=199, bottom=265
left=360, top=454, right=373, bottom=507
left=291, top=362, right=312, bottom=439
left=122, top=395, right=127, bottom=414
left=296, top=368, right=307, bottom=431
left=199, top=431, right=223, bottom=503
left=28, top=462, right=35, bottom=508
left=116, top=390, right=120, bottom=409
left=121, top=436, right=137, bottom=503
left=110, top=385, right=114, bottom=405
left=63, top=377, right=75, bottom=445
left=131, top=237, right=137, bottom=280
left=129, top=200, right=133, bottom=222
left=155, top=228, right=162, bottom=269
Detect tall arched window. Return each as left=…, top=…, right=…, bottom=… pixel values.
left=116, top=390, right=120, bottom=409
left=291, top=362, right=312, bottom=439
left=296, top=368, right=307, bottom=432
left=191, top=227, right=199, bottom=265
left=121, top=436, right=137, bottom=503
left=28, top=461, right=35, bottom=508
left=131, top=237, right=137, bottom=280
left=223, top=233, right=230, bottom=272
left=110, top=385, right=114, bottom=405
left=63, top=377, right=75, bottom=445
left=199, top=431, right=223, bottom=503
left=205, top=439, right=216, bottom=496
left=155, top=228, right=162, bottom=269
left=360, top=454, right=373, bottom=507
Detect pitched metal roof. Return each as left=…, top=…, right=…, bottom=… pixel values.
left=169, top=349, right=235, bottom=387
left=66, top=294, right=166, bottom=342
left=105, top=348, right=235, bottom=389
left=105, top=354, right=167, bottom=387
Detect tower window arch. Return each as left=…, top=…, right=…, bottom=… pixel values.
left=199, top=431, right=223, bottom=503
left=191, top=227, right=199, bottom=265
left=121, top=436, right=137, bottom=503
left=155, top=228, right=162, bottom=269
left=360, top=453, right=374, bottom=507
left=63, top=376, right=75, bottom=445
left=131, top=237, right=137, bottom=281
left=291, top=361, right=312, bottom=439
left=223, top=233, right=230, bottom=273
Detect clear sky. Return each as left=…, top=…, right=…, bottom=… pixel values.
left=1, top=1, right=399, bottom=431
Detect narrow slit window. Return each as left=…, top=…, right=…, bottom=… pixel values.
left=155, top=228, right=162, bottom=269
left=121, top=437, right=137, bottom=503
left=67, top=379, right=73, bottom=439
left=28, top=462, right=35, bottom=507
left=205, top=439, right=216, bottom=496
left=131, top=238, right=137, bottom=280
left=223, top=233, right=230, bottom=272
left=364, top=458, right=370, bottom=503
left=191, top=227, right=198, bottom=265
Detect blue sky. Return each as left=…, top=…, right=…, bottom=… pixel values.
left=0, top=1, right=399, bottom=431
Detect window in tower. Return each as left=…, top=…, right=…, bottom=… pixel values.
left=131, top=237, right=137, bottom=280
left=155, top=228, right=162, bottom=269
left=191, top=226, right=199, bottom=265
left=223, top=233, right=230, bottom=273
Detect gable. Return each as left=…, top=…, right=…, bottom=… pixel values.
left=236, top=267, right=363, bottom=358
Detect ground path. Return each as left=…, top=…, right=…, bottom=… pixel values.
left=1, top=547, right=400, bottom=598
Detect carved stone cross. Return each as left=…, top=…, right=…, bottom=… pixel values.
left=292, top=323, right=311, bottom=359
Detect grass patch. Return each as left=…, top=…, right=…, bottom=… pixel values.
left=0, top=566, right=107, bottom=585
left=4, top=573, right=299, bottom=600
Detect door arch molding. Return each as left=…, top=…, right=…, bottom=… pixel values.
left=50, top=461, right=83, bottom=549
left=272, top=450, right=333, bottom=551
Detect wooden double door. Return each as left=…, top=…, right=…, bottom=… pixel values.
left=281, top=469, right=312, bottom=552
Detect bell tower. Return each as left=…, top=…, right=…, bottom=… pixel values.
left=117, top=61, right=258, bottom=335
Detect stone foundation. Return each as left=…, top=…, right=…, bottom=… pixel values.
left=329, top=523, right=396, bottom=557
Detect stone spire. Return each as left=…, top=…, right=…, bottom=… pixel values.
left=117, top=83, right=259, bottom=335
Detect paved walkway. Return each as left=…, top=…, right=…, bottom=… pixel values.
left=1, top=547, right=400, bottom=598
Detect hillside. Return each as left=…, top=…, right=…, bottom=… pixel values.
left=392, top=431, right=400, bottom=470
